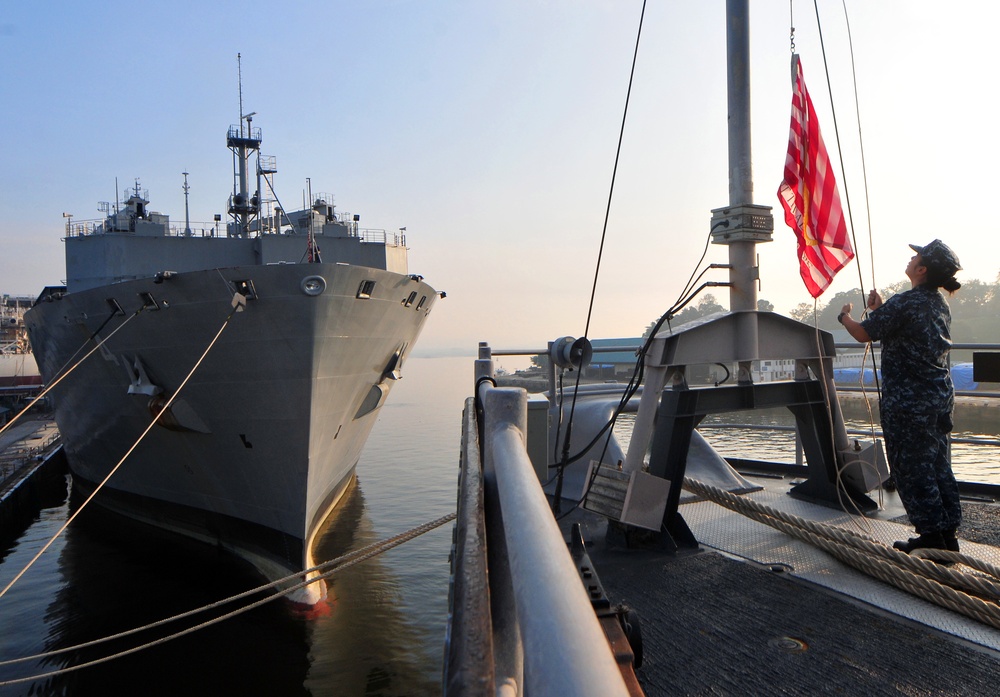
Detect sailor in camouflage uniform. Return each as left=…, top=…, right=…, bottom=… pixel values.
left=838, top=239, right=963, bottom=553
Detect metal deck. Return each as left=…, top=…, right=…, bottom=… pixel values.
left=565, top=475, right=1000, bottom=695
left=682, top=476, right=1000, bottom=651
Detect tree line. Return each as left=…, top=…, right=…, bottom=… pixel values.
left=644, top=274, right=1000, bottom=345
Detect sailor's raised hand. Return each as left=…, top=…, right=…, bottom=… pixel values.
left=867, top=289, right=883, bottom=310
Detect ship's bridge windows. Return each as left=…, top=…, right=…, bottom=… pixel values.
left=415, top=296, right=427, bottom=311
left=402, top=291, right=417, bottom=307
left=357, top=280, right=376, bottom=299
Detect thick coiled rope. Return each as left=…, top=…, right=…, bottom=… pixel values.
left=684, top=477, right=1000, bottom=631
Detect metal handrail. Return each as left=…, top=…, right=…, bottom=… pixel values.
left=475, top=378, right=629, bottom=697
left=444, top=398, right=495, bottom=695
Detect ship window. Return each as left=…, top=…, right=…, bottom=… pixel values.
left=415, top=296, right=427, bottom=311
left=403, top=291, right=417, bottom=307
left=357, top=280, right=376, bottom=299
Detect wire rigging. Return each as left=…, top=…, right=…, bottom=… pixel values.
left=0, top=512, right=455, bottom=687
left=551, top=0, right=648, bottom=513
left=839, top=0, right=878, bottom=296
left=797, top=0, right=886, bottom=514
left=0, top=306, right=139, bottom=441
left=0, top=298, right=244, bottom=603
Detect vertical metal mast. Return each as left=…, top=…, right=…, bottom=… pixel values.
left=619, top=1, right=871, bottom=527
left=227, top=53, right=261, bottom=237
left=182, top=171, right=192, bottom=236
left=709, top=0, right=774, bottom=382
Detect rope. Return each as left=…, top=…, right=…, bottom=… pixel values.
left=787, top=1, right=887, bottom=530
left=807, top=301, right=884, bottom=533
left=806, top=0, right=884, bottom=398
left=0, top=306, right=141, bottom=440
left=581, top=0, right=646, bottom=338
left=838, top=0, right=878, bottom=300
left=0, top=301, right=241, bottom=602
left=0, top=512, right=456, bottom=687
left=553, top=0, right=647, bottom=514
left=683, top=477, right=1000, bottom=630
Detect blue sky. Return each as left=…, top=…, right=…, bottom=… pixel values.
left=2, top=1, right=997, bottom=355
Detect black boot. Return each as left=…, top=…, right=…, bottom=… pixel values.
left=942, top=529, right=960, bottom=553
left=893, top=532, right=947, bottom=553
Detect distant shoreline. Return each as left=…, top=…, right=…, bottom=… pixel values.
left=496, top=373, right=1000, bottom=409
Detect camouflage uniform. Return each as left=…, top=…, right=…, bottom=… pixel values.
left=860, top=284, right=961, bottom=535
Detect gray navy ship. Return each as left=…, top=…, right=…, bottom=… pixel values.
left=23, top=112, right=439, bottom=604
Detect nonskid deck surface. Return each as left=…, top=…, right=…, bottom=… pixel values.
left=686, top=476, right=1000, bottom=650
left=564, top=474, right=1000, bottom=696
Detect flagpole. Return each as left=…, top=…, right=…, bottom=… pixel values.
left=709, top=0, right=775, bottom=383
left=727, top=0, right=752, bottom=211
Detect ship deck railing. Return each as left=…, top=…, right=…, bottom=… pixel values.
left=445, top=356, right=634, bottom=696
left=63, top=219, right=406, bottom=247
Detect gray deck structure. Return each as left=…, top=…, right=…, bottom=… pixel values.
left=564, top=483, right=1000, bottom=695
left=448, top=371, right=1000, bottom=696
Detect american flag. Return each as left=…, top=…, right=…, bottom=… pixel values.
left=778, top=54, right=854, bottom=298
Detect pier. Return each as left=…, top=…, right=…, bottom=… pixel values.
left=0, top=416, right=65, bottom=534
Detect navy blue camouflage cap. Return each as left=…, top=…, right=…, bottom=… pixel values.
left=909, top=239, right=961, bottom=275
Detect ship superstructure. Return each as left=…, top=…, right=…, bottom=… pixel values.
left=25, top=113, right=438, bottom=603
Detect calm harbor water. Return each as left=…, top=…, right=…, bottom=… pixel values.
left=2, top=357, right=998, bottom=695
left=0, top=356, right=472, bottom=696
left=696, top=396, right=1000, bottom=484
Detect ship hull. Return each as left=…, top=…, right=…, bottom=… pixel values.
left=25, top=262, right=436, bottom=602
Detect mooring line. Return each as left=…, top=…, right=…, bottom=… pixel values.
left=684, top=477, right=1000, bottom=630
left=0, top=300, right=242, bottom=603
left=0, top=307, right=141, bottom=440
left=0, top=512, right=456, bottom=687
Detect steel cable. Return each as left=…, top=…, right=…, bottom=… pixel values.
left=0, top=298, right=242, bottom=602
left=0, top=512, right=455, bottom=686
left=0, top=306, right=141, bottom=440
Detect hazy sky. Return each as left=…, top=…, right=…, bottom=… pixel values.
left=2, top=1, right=997, bottom=354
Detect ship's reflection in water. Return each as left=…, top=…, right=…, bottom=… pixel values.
left=0, top=474, right=440, bottom=696
left=306, top=478, right=440, bottom=696
left=1, top=356, right=467, bottom=696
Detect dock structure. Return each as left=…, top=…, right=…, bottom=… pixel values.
left=0, top=417, right=64, bottom=530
